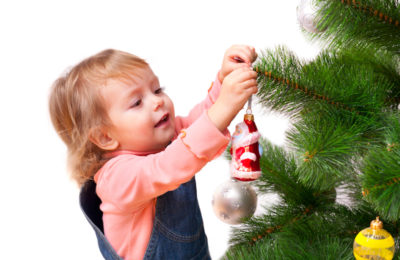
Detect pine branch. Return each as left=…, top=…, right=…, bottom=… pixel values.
left=256, top=138, right=313, bottom=204
left=332, top=48, right=400, bottom=108
left=227, top=205, right=316, bottom=250
left=254, top=47, right=394, bottom=119
left=257, top=138, right=338, bottom=203
left=384, top=112, right=400, bottom=147
left=288, top=116, right=362, bottom=190
left=225, top=204, right=383, bottom=260
left=362, top=144, right=400, bottom=221
left=314, top=0, right=400, bottom=56
left=224, top=236, right=354, bottom=260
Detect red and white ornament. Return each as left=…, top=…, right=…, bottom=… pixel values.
left=230, top=113, right=262, bottom=181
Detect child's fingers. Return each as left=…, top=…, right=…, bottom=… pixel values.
left=250, top=47, right=258, bottom=63
left=240, top=45, right=257, bottom=64
left=227, top=69, right=258, bottom=95
left=248, top=85, right=259, bottom=95
left=230, top=46, right=257, bottom=65
left=236, top=68, right=258, bottom=82
left=241, top=79, right=258, bottom=92
left=230, top=51, right=248, bottom=64
left=224, top=66, right=257, bottom=86
left=244, top=47, right=257, bottom=65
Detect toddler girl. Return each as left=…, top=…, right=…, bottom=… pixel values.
left=49, top=46, right=258, bottom=259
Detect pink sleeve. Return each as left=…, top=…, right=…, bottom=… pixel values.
left=175, top=73, right=222, bottom=130
left=95, top=111, right=230, bottom=212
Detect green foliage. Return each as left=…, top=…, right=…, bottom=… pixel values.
left=314, top=0, right=400, bottom=56
left=256, top=138, right=313, bottom=204
left=289, top=116, right=361, bottom=190
left=224, top=203, right=397, bottom=259
left=255, top=47, right=395, bottom=119
left=257, top=138, right=338, bottom=204
left=255, top=47, right=306, bottom=115
left=362, top=144, right=400, bottom=221
left=225, top=234, right=354, bottom=260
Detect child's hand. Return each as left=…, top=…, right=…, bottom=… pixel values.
left=208, top=67, right=258, bottom=132
left=218, top=45, right=257, bottom=83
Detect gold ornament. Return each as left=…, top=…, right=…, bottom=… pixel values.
left=353, top=217, right=395, bottom=260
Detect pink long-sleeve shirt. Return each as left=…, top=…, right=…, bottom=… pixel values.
left=94, top=76, right=230, bottom=260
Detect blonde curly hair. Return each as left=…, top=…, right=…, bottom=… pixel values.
left=49, top=49, right=148, bottom=186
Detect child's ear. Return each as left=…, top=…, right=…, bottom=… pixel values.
left=88, top=127, right=119, bottom=151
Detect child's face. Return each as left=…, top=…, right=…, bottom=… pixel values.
left=101, top=67, right=176, bottom=152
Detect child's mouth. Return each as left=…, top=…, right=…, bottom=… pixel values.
left=154, top=113, right=169, bottom=128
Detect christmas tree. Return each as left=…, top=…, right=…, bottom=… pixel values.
left=224, top=0, right=400, bottom=259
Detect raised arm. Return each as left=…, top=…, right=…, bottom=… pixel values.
left=95, top=111, right=229, bottom=211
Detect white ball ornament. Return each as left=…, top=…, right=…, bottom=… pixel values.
left=297, top=0, right=322, bottom=33
left=212, top=179, right=257, bottom=225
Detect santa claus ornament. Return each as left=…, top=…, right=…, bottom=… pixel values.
left=230, top=111, right=262, bottom=181
left=212, top=96, right=261, bottom=224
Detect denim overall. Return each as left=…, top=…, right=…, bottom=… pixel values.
left=80, top=177, right=211, bottom=260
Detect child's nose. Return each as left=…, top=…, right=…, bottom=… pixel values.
left=153, top=96, right=164, bottom=111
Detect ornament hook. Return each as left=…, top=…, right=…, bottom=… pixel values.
left=246, top=95, right=253, bottom=115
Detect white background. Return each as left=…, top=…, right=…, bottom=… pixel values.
left=0, top=1, right=320, bottom=259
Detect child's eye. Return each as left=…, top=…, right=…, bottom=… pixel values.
left=154, top=87, right=165, bottom=94
left=130, top=99, right=141, bottom=108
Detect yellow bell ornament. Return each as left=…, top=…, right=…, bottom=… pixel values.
left=353, top=217, right=395, bottom=260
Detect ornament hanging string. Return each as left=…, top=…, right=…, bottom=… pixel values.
left=246, top=95, right=253, bottom=115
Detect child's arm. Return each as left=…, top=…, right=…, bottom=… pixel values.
left=95, top=110, right=229, bottom=210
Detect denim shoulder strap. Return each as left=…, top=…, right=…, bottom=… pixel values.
left=79, top=180, right=123, bottom=260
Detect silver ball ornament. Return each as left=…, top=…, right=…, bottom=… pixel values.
left=297, top=0, right=322, bottom=33
left=212, top=179, right=257, bottom=225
